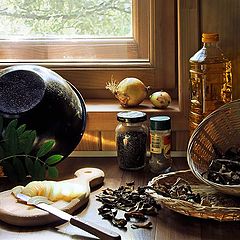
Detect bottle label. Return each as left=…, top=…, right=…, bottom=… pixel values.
left=150, top=132, right=171, bottom=156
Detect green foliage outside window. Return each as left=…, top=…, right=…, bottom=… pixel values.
left=0, top=0, right=132, bottom=38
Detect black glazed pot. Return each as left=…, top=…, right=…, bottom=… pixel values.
left=0, top=65, right=86, bottom=161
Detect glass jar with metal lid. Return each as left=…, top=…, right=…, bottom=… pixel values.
left=115, top=111, right=148, bottom=170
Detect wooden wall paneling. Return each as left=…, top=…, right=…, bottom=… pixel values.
left=101, top=131, right=116, bottom=151
left=177, top=0, right=200, bottom=146
left=171, top=131, right=176, bottom=151
left=200, top=0, right=240, bottom=100
left=177, top=0, right=200, bottom=117
left=76, top=88, right=178, bottom=99
left=75, top=130, right=188, bottom=152
left=75, top=131, right=101, bottom=151
left=100, top=131, right=189, bottom=152
left=154, top=0, right=176, bottom=89
left=175, top=131, right=189, bottom=151
left=54, top=68, right=155, bottom=99
left=87, top=111, right=188, bottom=132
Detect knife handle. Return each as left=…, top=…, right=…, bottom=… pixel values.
left=70, top=216, right=121, bottom=240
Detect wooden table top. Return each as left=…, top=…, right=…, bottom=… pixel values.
left=1, top=157, right=240, bottom=240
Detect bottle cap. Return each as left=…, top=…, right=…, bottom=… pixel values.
left=202, top=33, right=219, bottom=43
left=117, top=111, right=147, bottom=123
left=150, top=116, right=171, bottom=130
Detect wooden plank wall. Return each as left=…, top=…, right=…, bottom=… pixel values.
left=75, top=0, right=240, bottom=153
left=75, top=130, right=190, bottom=152
left=200, top=0, right=240, bottom=100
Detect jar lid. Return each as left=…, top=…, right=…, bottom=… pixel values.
left=150, top=116, right=171, bottom=130
left=202, top=33, right=219, bottom=43
left=117, top=111, right=147, bottom=123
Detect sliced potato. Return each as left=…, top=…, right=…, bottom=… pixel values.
left=12, top=179, right=87, bottom=202
left=27, top=196, right=52, bottom=205
left=12, top=186, right=24, bottom=197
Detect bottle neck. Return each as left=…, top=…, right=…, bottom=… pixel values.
left=203, top=41, right=218, bottom=48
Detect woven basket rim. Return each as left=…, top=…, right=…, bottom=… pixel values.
left=148, top=170, right=240, bottom=210
left=187, top=99, right=240, bottom=195
left=148, top=169, right=240, bottom=221
left=188, top=99, right=240, bottom=143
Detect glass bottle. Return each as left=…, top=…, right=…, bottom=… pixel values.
left=115, top=111, right=148, bottom=170
left=149, top=115, right=172, bottom=174
left=189, top=33, right=232, bottom=136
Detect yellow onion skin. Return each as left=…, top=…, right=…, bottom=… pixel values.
left=150, top=91, right=171, bottom=109
left=115, top=78, right=149, bottom=107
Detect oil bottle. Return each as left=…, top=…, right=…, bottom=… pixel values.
left=189, top=33, right=232, bottom=136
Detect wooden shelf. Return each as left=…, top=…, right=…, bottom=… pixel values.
left=85, top=99, right=180, bottom=113
left=85, top=99, right=187, bottom=131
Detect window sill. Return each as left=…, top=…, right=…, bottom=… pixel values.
left=85, top=99, right=188, bottom=131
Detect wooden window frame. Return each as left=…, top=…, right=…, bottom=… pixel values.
left=0, top=0, right=176, bottom=96
left=0, top=1, right=150, bottom=63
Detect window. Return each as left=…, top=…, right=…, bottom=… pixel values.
left=1, top=1, right=132, bottom=38
left=0, top=0, right=177, bottom=99
left=0, top=0, right=150, bottom=62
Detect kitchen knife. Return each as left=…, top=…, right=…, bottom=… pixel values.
left=16, top=193, right=121, bottom=240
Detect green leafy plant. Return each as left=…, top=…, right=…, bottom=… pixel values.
left=0, top=116, right=63, bottom=182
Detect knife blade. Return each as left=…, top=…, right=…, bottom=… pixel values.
left=16, top=193, right=121, bottom=240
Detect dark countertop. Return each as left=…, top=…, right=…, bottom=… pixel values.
left=1, top=157, right=240, bottom=240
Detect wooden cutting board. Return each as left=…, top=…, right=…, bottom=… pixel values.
left=0, top=167, right=104, bottom=226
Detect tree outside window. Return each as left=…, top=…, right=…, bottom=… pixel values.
left=0, top=0, right=132, bottom=39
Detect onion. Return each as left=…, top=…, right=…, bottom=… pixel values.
left=149, top=91, right=171, bottom=109
left=106, top=77, right=150, bottom=107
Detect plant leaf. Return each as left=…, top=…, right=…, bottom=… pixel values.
left=13, top=157, right=26, bottom=182
left=4, top=123, right=18, bottom=155
left=18, top=130, right=33, bottom=140
left=46, top=154, right=63, bottom=166
left=4, top=119, right=18, bottom=137
left=47, top=166, right=58, bottom=179
left=24, top=157, right=34, bottom=176
left=24, top=130, right=36, bottom=154
left=0, top=116, right=3, bottom=135
left=32, top=159, right=45, bottom=180
left=18, top=130, right=36, bottom=154
left=32, top=159, right=40, bottom=180
left=36, top=140, right=55, bottom=158
left=38, top=166, right=46, bottom=180
left=17, top=124, right=26, bottom=136
left=18, top=130, right=33, bottom=152
left=18, top=130, right=32, bottom=143
left=0, top=145, right=5, bottom=159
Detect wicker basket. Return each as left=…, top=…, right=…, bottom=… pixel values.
left=187, top=99, right=240, bottom=196
left=148, top=169, right=240, bottom=221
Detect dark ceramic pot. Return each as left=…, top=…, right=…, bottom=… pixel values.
left=0, top=65, right=86, bottom=161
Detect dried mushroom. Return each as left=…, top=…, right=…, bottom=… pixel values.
left=205, top=145, right=240, bottom=185
left=96, top=182, right=161, bottom=229
left=124, top=211, right=148, bottom=222
left=131, top=220, right=153, bottom=229
left=152, top=178, right=201, bottom=204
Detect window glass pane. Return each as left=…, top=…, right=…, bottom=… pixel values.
left=0, top=0, right=132, bottom=39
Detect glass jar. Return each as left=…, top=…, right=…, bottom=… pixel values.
left=115, top=111, right=148, bottom=170
left=149, top=115, right=172, bottom=174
